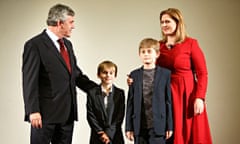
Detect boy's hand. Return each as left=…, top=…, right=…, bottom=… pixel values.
left=165, top=130, right=173, bottom=139
left=126, top=131, right=134, bottom=141
left=98, top=131, right=110, bottom=144
left=127, top=75, right=133, bottom=86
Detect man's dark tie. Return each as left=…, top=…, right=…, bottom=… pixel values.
left=58, top=39, right=71, bottom=73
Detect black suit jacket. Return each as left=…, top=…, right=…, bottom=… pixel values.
left=87, top=85, right=125, bottom=144
left=125, top=66, right=173, bottom=136
left=22, top=30, right=96, bottom=123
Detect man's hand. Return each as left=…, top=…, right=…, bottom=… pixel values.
left=29, top=112, right=42, bottom=128
left=127, top=75, right=133, bottom=86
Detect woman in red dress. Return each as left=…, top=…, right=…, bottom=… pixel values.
left=156, top=8, right=212, bottom=144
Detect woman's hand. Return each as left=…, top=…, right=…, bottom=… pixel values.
left=194, top=98, right=204, bottom=115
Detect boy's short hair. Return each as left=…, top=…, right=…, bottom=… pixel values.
left=139, top=38, right=160, bottom=53
left=97, top=60, right=118, bottom=77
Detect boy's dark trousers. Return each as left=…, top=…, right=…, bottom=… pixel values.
left=135, top=128, right=165, bottom=144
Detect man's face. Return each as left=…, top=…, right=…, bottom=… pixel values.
left=59, top=15, right=75, bottom=38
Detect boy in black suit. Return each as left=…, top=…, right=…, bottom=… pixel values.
left=87, top=60, right=125, bottom=144
left=125, top=38, right=173, bottom=144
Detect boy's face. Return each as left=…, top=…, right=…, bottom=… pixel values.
left=98, top=67, right=116, bottom=85
left=139, top=47, right=159, bottom=65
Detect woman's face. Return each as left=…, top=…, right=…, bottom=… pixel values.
left=160, top=14, right=177, bottom=36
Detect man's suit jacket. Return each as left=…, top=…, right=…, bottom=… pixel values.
left=125, top=66, right=173, bottom=136
left=22, top=30, right=96, bottom=123
left=87, top=85, right=125, bottom=144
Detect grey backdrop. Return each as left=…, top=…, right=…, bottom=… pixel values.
left=0, top=0, right=239, bottom=143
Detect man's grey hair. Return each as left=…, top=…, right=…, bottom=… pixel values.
left=47, top=4, right=75, bottom=26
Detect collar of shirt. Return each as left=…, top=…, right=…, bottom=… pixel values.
left=101, top=85, right=113, bottom=97
left=46, top=28, right=61, bottom=51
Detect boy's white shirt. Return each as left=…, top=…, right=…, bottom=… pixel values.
left=101, top=84, right=113, bottom=108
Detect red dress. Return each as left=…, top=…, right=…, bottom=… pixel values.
left=156, top=37, right=212, bottom=144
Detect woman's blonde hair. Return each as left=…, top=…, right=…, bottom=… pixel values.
left=160, top=8, right=187, bottom=43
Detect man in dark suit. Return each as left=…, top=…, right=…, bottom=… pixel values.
left=125, top=38, right=173, bottom=144
left=87, top=60, right=125, bottom=144
left=22, top=4, right=97, bottom=144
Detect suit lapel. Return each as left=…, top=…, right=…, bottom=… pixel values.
left=95, top=88, right=108, bottom=119
left=42, top=31, right=71, bottom=74
left=137, top=68, right=143, bottom=104
left=153, top=67, right=162, bottom=94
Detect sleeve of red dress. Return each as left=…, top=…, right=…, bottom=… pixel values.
left=190, top=39, right=208, bottom=100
